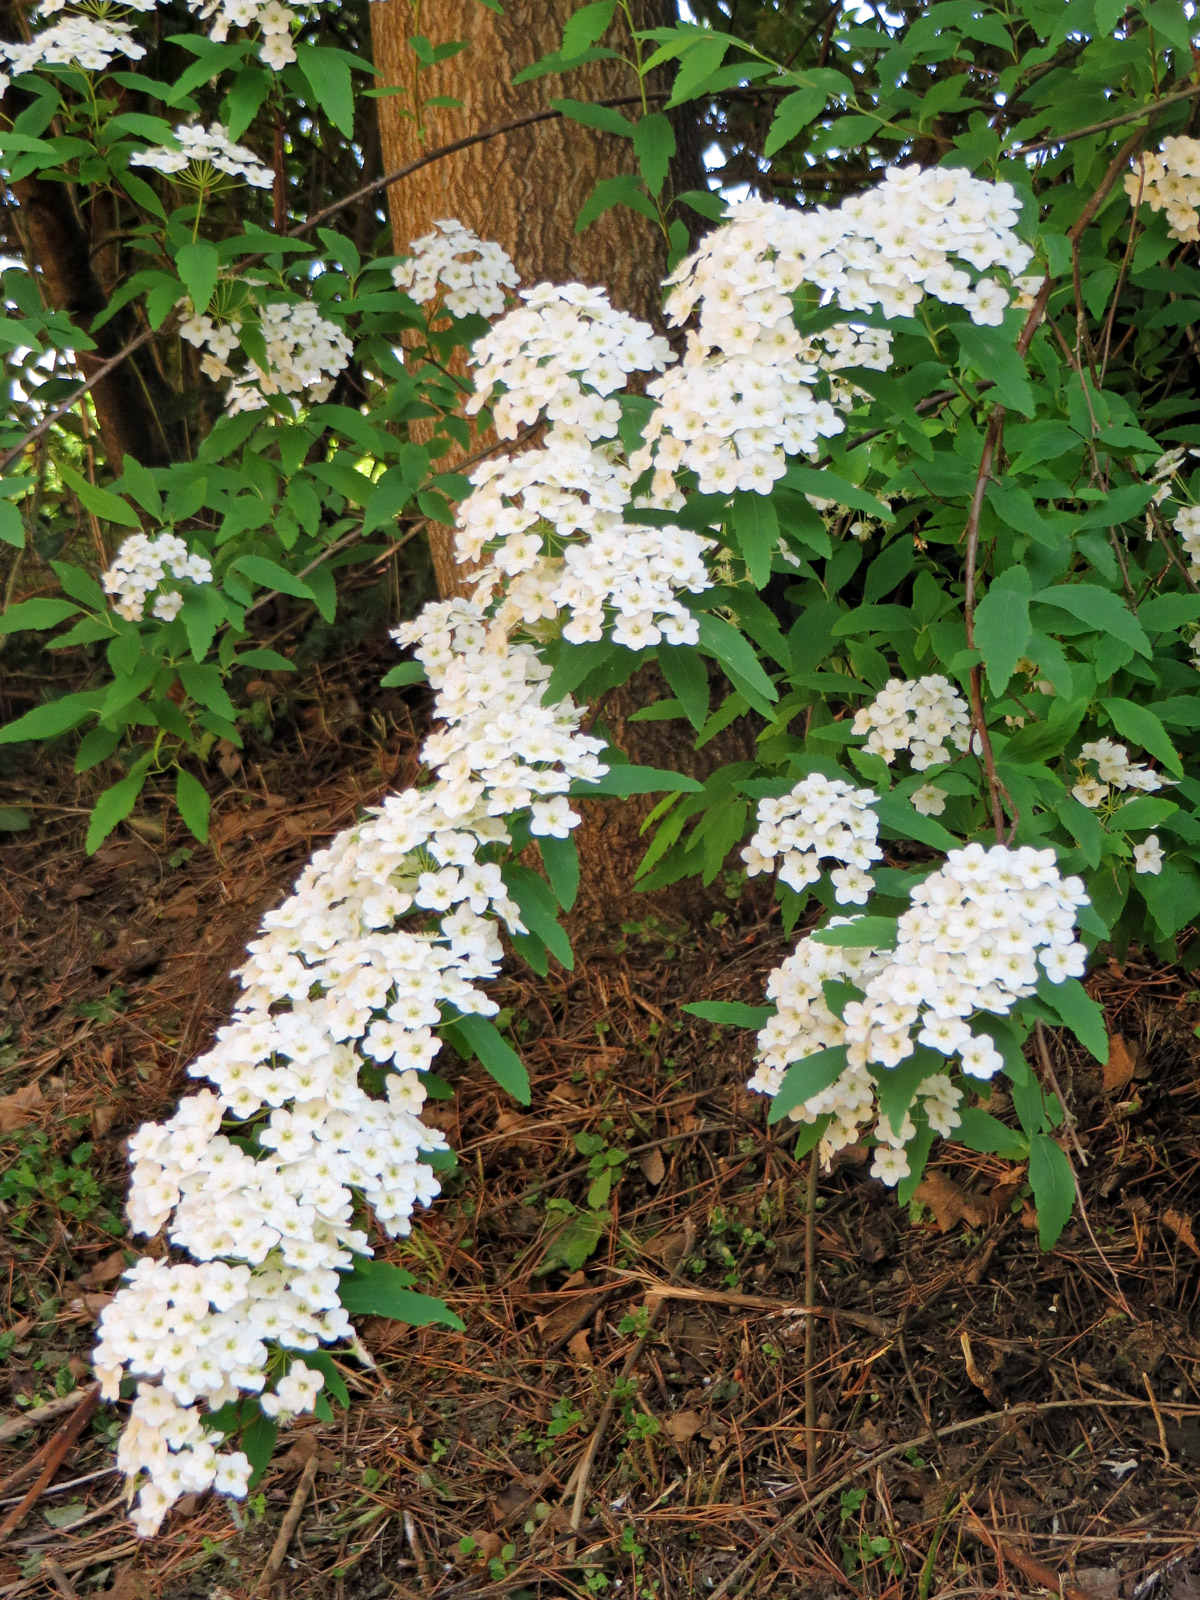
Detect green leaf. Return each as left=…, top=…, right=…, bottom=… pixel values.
left=573, top=764, right=703, bottom=796
left=657, top=645, right=708, bottom=731
left=295, top=43, right=355, bottom=137
left=180, top=584, right=225, bottom=661
left=0, top=502, right=24, bottom=549
left=955, top=322, right=1035, bottom=416
left=730, top=491, right=778, bottom=588
left=241, top=1413, right=277, bottom=1489
left=0, top=689, right=104, bottom=746
left=175, top=768, right=210, bottom=843
left=174, top=240, right=220, bottom=314
left=1137, top=592, right=1200, bottom=633
left=764, top=85, right=825, bottom=157
left=1101, top=697, right=1182, bottom=777
left=575, top=173, right=658, bottom=231
left=873, top=1048, right=937, bottom=1135
left=503, top=864, right=574, bottom=970
left=86, top=767, right=149, bottom=854
left=0, top=598, right=79, bottom=635
left=811, top=917, right=897, bottom=949
left=696, top=612, right=778, bottom=715
left=57, top=464, right=142, bottom=529
left=231, top=555, right=317, bottom=602
left=534, top=1209, right=608, bottom=1275
left=768, top=1047, right=848, bottom=1124
left=448, top=1012, right=530, bottom=1105
left=1035, top=973, right=1107, bottom=1062
left=955, top=1106, right=1028, bottom=1159
left=0, top=806, right=31, bottom=831
left=338, top=1257, right=464, bottom=1328
left=561, top=0, right=616, bottom=57
left=631, top=111, right=675, bottom=196
left=540, top=832, right=580, bottom=912
left=873, top=791, right=957, bottom=852
left=236, top=648, right=296, bottom=673
left=1034, top=584, right=1151, bottom=659
left=380, top=661, right=426, bottom=688
left=681, top=1000, right=773, bottom=1027
left=1028, top=1134, right=1075, bottom=1250
left=178, top=661, right=237, bottom=722
left=550, top=97, right=632, bottom=136
left=975, top=566, right=1032, bottom=695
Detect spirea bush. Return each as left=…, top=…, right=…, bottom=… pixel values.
left=4, top=0, right=1200, bottom=1539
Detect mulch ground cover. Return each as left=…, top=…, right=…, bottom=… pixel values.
left=2, top=636, right=1200, bottom=1600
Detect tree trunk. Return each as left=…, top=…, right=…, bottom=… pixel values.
left=369, top=0, right=694, bottom=596
left=369, top=1, right=745, bottom=926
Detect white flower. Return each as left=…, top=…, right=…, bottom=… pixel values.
left=911, top=783, right=947, bottom=816
left=131, top=122, right=273, bottom=189
left=1133, top=834, right=1165, bottom=875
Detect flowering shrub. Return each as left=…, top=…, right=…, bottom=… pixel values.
left=4, top=0, right=1200, bottom=1544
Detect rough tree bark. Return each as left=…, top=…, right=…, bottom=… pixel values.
left=369, top=0, right=693, bottom=596
left=369, top=2, right=750, bottom=925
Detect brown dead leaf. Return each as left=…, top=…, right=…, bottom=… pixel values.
left=491, top=1482, right=533, bottom=1523
left=91, top=1101, right=121, bottom=1139
left=160, top=895, right=200, bottom=922
left=1103, top=1032, right=1139, bottom=1094
left=914, top=1171, right=988, bottom=1232
left=566, top=1329, right=593, bottom=1366
left=105, top=1567, right=154, bottom=1600
left=79, top=1249, right=128, bottom=1288
left=0, top=1082, right=43, bottom=1133
left=64, top=1292, right=114, bottom=1319
left=464, top=1529, right=503, bottom=1565
left=638, top=1148, right=666, bottom=1186
left=1164, top=1208, right=1200, bottom=1259
left=664, top=1409, right=704, bottom=1444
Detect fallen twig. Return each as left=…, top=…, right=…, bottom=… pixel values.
left=256, top=1453, right=319, bottom=1594
left=0, top=1388, right=98, bottom=1449
left=0, top=1386, right=101, bottom=1542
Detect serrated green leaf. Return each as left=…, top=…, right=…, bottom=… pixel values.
left=86, top=768, right=149, bottom=854
left=1035, top=972, right=1107, bottom=1062
left=175, top=240, right=220, bottom=314
left=1028, top=1134, right=1075, bottom=1250
left=975, top=566, right=1032, bottom=695
left=0, top=598, right=79, bottom=635
left=769, top=1047, right=848, bottom=1124
left=175, top=768, right=210, bottom=843
left=447, top=1012, right=530, bottom=1105
left=338, top=1257, right=464, bottom=1328
left=1101, top=697, right=1182, bottom=777
left=540, top=832, right=580, bottom=912
left=682, top=1000, right=773, bottom=1027
left=631, top=111, right=675, bottom=196
left=295, top=43, right=355, bottom=137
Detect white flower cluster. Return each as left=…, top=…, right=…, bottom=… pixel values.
left=0, top=13, right=145, bottom=92
left=750, top=931, right=963, bottom=1185
left=633, top=166, right=1031, bottom=494
left=101, top=532, right=213, bottom=623
left=391, top=220, right=519, bottom=320
left=180, top=300, right=352, bottom=413
left=853, top=674, right=972, bottom=775
left=1126, top=137, right=1200, bottom=243
left=131, top=122, right=273, bottom=189
left=185, top=0, right=321, bottom=69
left=742, top=773, right=881, bottom=905
left=750, top=844, right=1089, bottom=1184
left=1071, top=738, right=1169, bottom=810
left=457, top=285, right=713, bottom=649
left=1173, top=502, right=1200, bottom=576
left=97, top=588, right=606, bottom=1534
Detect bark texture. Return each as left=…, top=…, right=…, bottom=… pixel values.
left=369, top=0, right=696, bottom=596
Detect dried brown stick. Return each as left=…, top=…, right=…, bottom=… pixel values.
left=43, top=1561, right=79, bottom=1600
left=0, top=1386, right=101, bottom=1543
left=607, top=1270, right=894, bottom=1337
left=257, top=1453, right=319, bottom=1594
left=965, top=1501, right=1107, bottom=1600
left=0, top=1389, right=99, bottom=1449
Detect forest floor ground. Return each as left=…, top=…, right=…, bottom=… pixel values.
left=3, top=634, right=1200, bottom=1600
